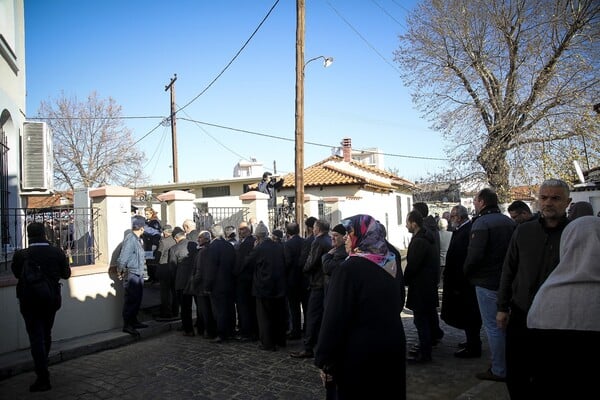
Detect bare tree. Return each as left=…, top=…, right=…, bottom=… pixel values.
left=37, top=92, right=148, bottom=190
left=395, top=0, right=599, bottom=200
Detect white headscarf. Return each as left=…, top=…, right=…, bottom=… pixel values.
left=527, top=216, right=600, bottom=331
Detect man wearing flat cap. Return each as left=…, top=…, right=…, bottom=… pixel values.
left=322, top=224, right=348, bottom=300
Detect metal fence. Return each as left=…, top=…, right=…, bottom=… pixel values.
left=1, top=206, right=100, bottom=273
left=195, top=207, right=250, bottom=232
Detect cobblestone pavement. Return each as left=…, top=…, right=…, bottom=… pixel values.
left=0, top=310, right=508, bottom=400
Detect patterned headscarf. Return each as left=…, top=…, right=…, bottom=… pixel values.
left=341, top=214, right=397, bottom=277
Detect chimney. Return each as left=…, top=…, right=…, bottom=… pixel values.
left=342, top=137, right=352, bottom=162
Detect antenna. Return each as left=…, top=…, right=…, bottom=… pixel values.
left=574, top=161, right=586, bottom=184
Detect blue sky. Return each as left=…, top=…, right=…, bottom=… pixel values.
left=24, top=0, right=448, bottom=185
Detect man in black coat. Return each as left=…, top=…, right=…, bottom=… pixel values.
left=205, top=224, right=237, bottom=342
left=404, top=211, right=440, bottom=363
left=440, top=205, right=482, bottom=358
left=233, top=221, right=257, bottom=341
left=168, top=227, right=198, bottom=336
left=245, top=222, right=287, bottom=351
left=283, top=222, right=304, bottom=339
left=11, top=222, right=71, bottom=392
left=290, top=219, right=332, bottom=359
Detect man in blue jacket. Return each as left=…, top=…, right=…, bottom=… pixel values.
left=117, top=215, right=148, bottom=336
left=464, top=188, right=515, bottom=382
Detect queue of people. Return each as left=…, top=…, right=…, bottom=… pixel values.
left=16, top=183, right=594, bottom=397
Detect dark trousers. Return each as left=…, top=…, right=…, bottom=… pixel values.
left=21, top=306, right=57, bottom=381
left=413, top=306, right=437, bottom=358
left=256, top=297, right=287, bottom=349
left=287, top=285, right=308, bottom=336
left=122, top=273, right=144, bottom=324
left=465, top=325, right=482, bottom=351
left=197, top=295, right=217, bottom=338
left=158, top=264, right=178, bottom=317
left=177, top=290, right=197, bottom=333
left=506, top=307, right=534, bottom=399
left=210, top=292, right=235, bottom=339
left=303, top=288, right=324, bottom=352
left=235, top=280, right=258, bottom=339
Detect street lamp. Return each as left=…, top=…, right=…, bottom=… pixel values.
left=294, top=55, right=333, bottom=232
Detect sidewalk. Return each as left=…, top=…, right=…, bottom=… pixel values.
left=0, top=284, right=509, bottom=399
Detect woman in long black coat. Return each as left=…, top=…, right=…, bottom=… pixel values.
left=315, top=214, right=406, bottom=400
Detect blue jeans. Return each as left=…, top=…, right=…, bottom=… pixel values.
left=475, top=286, right=506, bottom=377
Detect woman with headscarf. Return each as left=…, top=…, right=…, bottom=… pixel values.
left=314, top=214, right=406, bottom=400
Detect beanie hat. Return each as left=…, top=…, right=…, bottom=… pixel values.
left=272, top=229, right=284, bottom=240
left=332, top=224, right=346, bottom=236
left=254, top=221, right=269, bottom=238
left=132, top=215, right=146, bottom=230
left=163, top=224, right=173, bottom=233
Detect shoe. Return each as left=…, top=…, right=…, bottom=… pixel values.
left=210, top=336, right=225, bottom=343
left=131, top=322, right=149, bottom=329
left=407, top=352, right=432, bottom=364
left=454, top=348, right=482, bottom=358
left=182, top=331, right=195, bottom=337
left=289, top=350, right=314, bottom=359
left=458, top=341, right=467, bottom=349
left=236, top=336, right=252, bottom=343
left=476, top=368, right=506, bottom=382
left=122, top=325, right=140, bottom=337
left=29, top=380, right=52, bottom=392
left=258, top=344, right=277, bottom=351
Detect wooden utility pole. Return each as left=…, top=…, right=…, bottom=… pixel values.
left=165, top=74, right=178, bottom=183
left=295, top=0, right=305, bottom=234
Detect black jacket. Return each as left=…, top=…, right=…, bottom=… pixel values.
left=497, top=215, right=569, bottom=313
left=464, top=206, right=515, bottom=290
left=247, top=238, right=286, bottom=298
left=205, top=238, right=236, bottom=295
left=303, top=233, right=332, bottom=289
left=404, top=227, right=439, bottom=311
left=12, top=240, right=71, bottom=309
left=168, top=238, right=198, bottom=291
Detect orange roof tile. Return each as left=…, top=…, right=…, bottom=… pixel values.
left=278, top=155, right=416, bottom=192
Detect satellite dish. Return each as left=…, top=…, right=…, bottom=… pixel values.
left=574, top=161, right=586, bottom=184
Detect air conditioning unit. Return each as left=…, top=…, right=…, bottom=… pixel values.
left=21, top=121, right=54, bottom=192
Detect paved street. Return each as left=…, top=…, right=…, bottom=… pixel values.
left=0, top=311, right=508, bottom=400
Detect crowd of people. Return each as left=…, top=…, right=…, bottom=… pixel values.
left=12, top=178, right=599, bottom=398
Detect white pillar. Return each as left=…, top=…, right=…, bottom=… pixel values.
left=239, top=190, right=269, bottom=226
left=89, top=186, right=134, bottom=265
left=157, top=190, right=196, bottom=227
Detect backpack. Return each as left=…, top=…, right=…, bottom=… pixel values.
left=19, top=252, right=61, bottom=309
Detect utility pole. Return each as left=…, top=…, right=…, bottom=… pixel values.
left=295, top=0, right=305, bottom=235
left=165, top=74, right=178, bottom=183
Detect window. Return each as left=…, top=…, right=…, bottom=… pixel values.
left=396, top=195, right=403, bottom=224
left=202, top=185, right=230, bottom=198
left=1, top=121, right=8, bottom=246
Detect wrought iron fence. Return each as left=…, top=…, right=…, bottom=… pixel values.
left=195, top=207, right=250, bottom=232
left=268, top=196, right=295, bottom=232
left=1, top=206, right=100, bottom=273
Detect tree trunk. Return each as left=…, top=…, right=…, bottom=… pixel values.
left=477, top=142, right=511, bottom=203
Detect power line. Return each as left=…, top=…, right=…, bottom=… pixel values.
left=370, top=0, right=406, bottom=28
left=174, top=0, right=281, bottom=115
left=325, top=0, right=402, bottom=75
left=130, top=0, right=281, bottom=149
left=178, top=117, right=449, bottom=161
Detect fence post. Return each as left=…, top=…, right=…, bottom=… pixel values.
left=156, top=190, right=195, bottom=227
left=239, top=190, right=269, bottom=227
left=89, top=186, right=134, bottom=265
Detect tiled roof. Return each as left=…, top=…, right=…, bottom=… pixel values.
left=279, top=155, right=416, bottom=192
